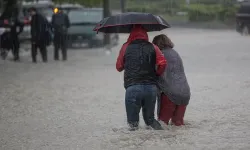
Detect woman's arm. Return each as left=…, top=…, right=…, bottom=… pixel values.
left=153, top=44, right=167, bottom=75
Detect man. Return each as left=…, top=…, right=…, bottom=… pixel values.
left=51, top=8, right=70, bottom=61
left=29, top=7, right=49, bottom=63
left=116, top=25, right=167, bottom=131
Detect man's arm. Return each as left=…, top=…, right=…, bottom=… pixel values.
left=153, top=44, right=167, bottom=75
left=65, top=14, right=70, bottom=28
left=16, top=19, right=24, bottom=35
left=30, top=16, right=36, bottom=41
left=51, top=14, right=55, bottom=27
left=116, top=43, right=129, bottom=72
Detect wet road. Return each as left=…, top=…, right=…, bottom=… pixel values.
left=1, top=29, right=250, bottom=150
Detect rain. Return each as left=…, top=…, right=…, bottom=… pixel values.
left=1, top=0, right=250, bottom=149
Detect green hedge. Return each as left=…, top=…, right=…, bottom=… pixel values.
left=125, top=1, right=183, bottom=14
left=184, top=4, right=239, bottom=22
left=126, top=5, right=161, bottom=13
left=125, top=2, right=239, bottom=22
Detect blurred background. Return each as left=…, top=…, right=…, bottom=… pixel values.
left=0, top=0, right=249, bottom=50
left=1, top=1, right=250, bottom=149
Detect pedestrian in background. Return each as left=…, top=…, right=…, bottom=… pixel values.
left=9, top=16, right=24, bottom=61
left=29, top=7, right=49, bottom=63
left=51, top=8, right=70, bottom=61
left=0, top=9, right=24, bottom=61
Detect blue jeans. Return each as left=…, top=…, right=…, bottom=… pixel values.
left=125, top=84, right=157, bottom=126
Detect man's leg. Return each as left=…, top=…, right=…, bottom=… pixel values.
left=54, top=43, right=59, bottom=60
left=61, top=34, right=67, bottom=61
left=31, top=43, right=37, bottom=63
left=12, top=47, right=19, bottom=61
left=11, top=39, right=20, bottom=61
left=39, top=45, right=47, bottom=62
left=125, top=85, right=143, bottom=131
left=142, top=85, right=163, bottom=130
left=54, top=34, right=60, bottom=60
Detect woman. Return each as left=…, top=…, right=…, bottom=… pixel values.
left=152, top=34, right=191, bottom=126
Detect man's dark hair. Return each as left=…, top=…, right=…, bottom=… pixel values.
left=29, top=7, right=37, bottom=12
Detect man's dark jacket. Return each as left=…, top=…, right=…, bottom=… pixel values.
left=31, top=13, right=50, bottom=46
left=116, top=25, right=167, bottom=88
left=51, top=12, right=70, bottom=34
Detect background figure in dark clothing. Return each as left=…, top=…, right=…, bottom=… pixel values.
left=0, top=8, right=24, bottom=61
left=116, top=25, right=167, bottom=131
left=29, top=7, right=49, bottom=63
left=51, top=8, right=70, bottom=61
left=10, top=17, right=24, bottom=61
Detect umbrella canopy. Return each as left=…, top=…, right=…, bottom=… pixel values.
left=93, top=12, right=170, bottom=33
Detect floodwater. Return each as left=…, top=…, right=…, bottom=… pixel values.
left=0, top=28, right=250, bottom=150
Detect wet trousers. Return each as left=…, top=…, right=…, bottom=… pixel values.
left=54, top=33, right=67, bottom=61
left=11, top=39, right=20, bottom=61
left=31, top=43, right=47, bottom=62
left=125, top=84, right=157, bottom=127
left=158, top=94, right=186, bottom=126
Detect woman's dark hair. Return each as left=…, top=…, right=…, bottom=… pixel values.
left=152, top=34, right=174, bottom=50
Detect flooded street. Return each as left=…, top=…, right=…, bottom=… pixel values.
left=1, top=28, right=250, bottom=150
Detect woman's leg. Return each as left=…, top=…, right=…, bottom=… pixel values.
left=172, top=105, right=187, bottom=126
left=158, top=94, right=176, bottom=125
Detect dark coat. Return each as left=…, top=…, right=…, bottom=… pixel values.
left=10, top=18, right=24, bottom=48
left=31, top=13, right=50, bottom=46
left=51, top=12, right=70, bottom=34
left=0, top=18, right=23, bottom=49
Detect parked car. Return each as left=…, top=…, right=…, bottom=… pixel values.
left=18, top=1, right=54, bottom=42
left=67, top=8, right=119, bottom=48
left=236, top=1, right=250, bottom=35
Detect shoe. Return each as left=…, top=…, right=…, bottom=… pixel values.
left=149, top=120, right=164, bottom=130
left=13, top=57, right=20, bottom=62
left=128, top=126, right=139, bottom=131
left=128, top=122, right=139, bottom=131
left=1, top=51, right=7, bottom=60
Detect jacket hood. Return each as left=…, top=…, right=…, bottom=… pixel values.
left=127, top=25, right=148, bottom=43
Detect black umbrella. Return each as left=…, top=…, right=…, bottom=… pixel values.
left=93, top=12, right=170, bottom=33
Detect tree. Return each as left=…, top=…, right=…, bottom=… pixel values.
left=103, top=0, right=110, bottom=45
left=120, top=0, right=125, bottom=12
